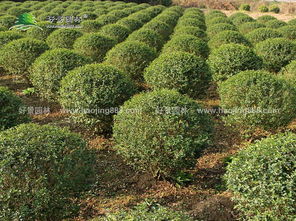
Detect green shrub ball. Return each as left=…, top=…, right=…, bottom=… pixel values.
left=206, top=23, right=237, bottom=37
left=59, top=64, right=136, bottom=130
left=30, top=49, right=90, bottom=101
left=208, top=43, right=262, bottom=82
left=255, top=38, right=296, bottom=72
left=104, top=41, right=156, bottom=82
left=265, top=19, right=287, bottom=29
left=74, top=33, right=116, bottom=62
left=0, top=86, right=29, bottom=131
left=99, top=24, right=130, bottom=43
left=0, top=123, right=96, bottom=220
left=0, top=31, right=23, bottom=49
left=46, top=29, right=83, bottom=49
left=238, top=22, right=265, bottom=34
left=208, top=30, right=250, bottom=49
left=162, top=35, right=209, bottom=58
left=144, top=52, right=211, bottom=98
left=113, top=89, right=213, bottom=178
left=0, top=15, right=17, bottom=28
left=116, top=18, right=143, bottom=31
left=245, top=27, right=283, bottom=44
left=278, top=25, right=296, bottom=40
left=279, top=60, right=296, bottom=87
left=174, top=26, right=207, bottom=39
left=257, top=15, right=277, bottom=23
left=80, top=20, right=103, bottom=33
left=0, top=38, right=49, bottom=76
left=225, top=133, right=296, bottom=220
left=219, top=70, right=296, bottom=130
left=26, top=21, right=54, bottom=41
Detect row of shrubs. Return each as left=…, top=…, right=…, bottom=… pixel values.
left=240, top=3, right=280, bottom=14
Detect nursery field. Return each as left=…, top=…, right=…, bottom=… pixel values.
left=0, top=0, right=295, bottom=220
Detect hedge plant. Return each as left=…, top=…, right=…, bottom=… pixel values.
left=116, top=17, right=142, bottom=31
left=144, top=52, right=211, bottom=98
left=0, top=15, right=17, bottom=28
left=113, top=89, right=213, bottom=178
left=238, top=22, right=265, bottom=34
left=279, top=60, right=296, bottom=87
left=174, top=26, right=207, bottom=39
left=59, top=63, right=136, bottom=131
left=104, top=41, right=156, bottom=82
left=26, top=21, right=54, bottom=41
left=0, top=31, right=23, bottom=49
left=208, top=30, right=250, bottom=49
left=265, top=19, right=287, bottom=29
left=278, top=25, right=296, bottom=40
left=206, top=23, right=237, bottom=37
left=245, top=27, right=283, bottom=45
left=255, top=38, right=296, bottom=72
left=99, top=24, right=130, bottom=42
left=46, top=29, right=83, bottom=49
left=0, top=86, right=29, bottom=131
left=0, top=123, right=96, bottom=220
left=73, top=33, right=116, bottom=62
left=30, top=49, right=90, bottom=101
left=219, top=70, right=296, bottom=130
left=80, top=20, right=103, bottom=33
left=225, top=133, right=296, bottom=220
left=0, top=38, right=49, bottom=77
left=257, top=15, right=277, bottom=23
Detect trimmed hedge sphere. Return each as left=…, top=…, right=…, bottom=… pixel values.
left=0, top=86, right=29, bottom=131
left=206, top=17, right=232, bottom=26
left=96, top=14, right=119, bottom=25
left=259, top=5, right=269, bottom=12
left=144, top=52, right=211, bottom=97
left=143, top=21, right=172, bottom=38
left=99, top=201, right=193, bottom=221
left=208, top=30, right=250, bottom=49
left=26, top=22, right=54, bottom=41
left=127, top=28, right=164, bottom=50
left=255, top=38, right=296, bottom=72
left=288, top=18, right=296, bottom=25
left=104, top=41, right=156, bottom=82
left=225, top=133, right=296, bottom=220
left=206, top=23, right=237, bottom=37
left=116, top=18, right=142, bottom=31
left=0, top=38, right=49, bottom=76
left=46, top=29, right=83, bottom=49
left=208, top=43, right=262, bottom=82
left=162, top=35, right=209, bottom=58
left=6, top=7, right=30, bottom=16
left=0, top=123, right=96, bottom=220
left=279, top=60, right=296, bottom=87
left=228, top=12, right=249, bottom=20
left=80, top=20, right=103, bottom=33
left=29, top=49, right=90, bottom=101
left=257, top=15, right=277, bottom=23
left=0, top=15, right=17, bottom=28
left=0, top=31, right=23, bottom=49
left=73, top=33, right=116, bottom=62
left=113, top=89, right=213, bottom=178
left=238, top=22, right=265, bottom=34
left=59, top=64, right=136, bottom=131
left=278, top=25, right=296, bottom=40
left=245, top=27, right=283, bottom=44
left=265, top=19, right=287, bottom=29
left=231, top=15, right=254, bottom=26
left=177, top=18, right=206, bottom=30
left=99, top=24, right=130, bottom=42
left=174, top=26, right=207, bottom=39
left=219, top=70, right=296, bottom=130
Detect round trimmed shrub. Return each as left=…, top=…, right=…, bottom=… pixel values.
left=0, top=31, right=23, bottom=49
left=239, top=4, right=251, bottom=11
left=228, top=12, right=248, bottom=20
left=93, top=8, right=108, bottom=17
left=208, top=30, right=250, bottom=49
left=46, top=29, right=83, bottom=49
left=270, top=5, right=280, bottom=13
left=127, top=29, right=164, bottom=50
left=278, top=25, right=296, bottom=40
left=259, top=5, right=269, bottom=12
left=162, top=35, right=209, bottom=58
left=80, top=20, right=103, bottom=33
left=108, top=10, right=128, bottom=19
left=78, top=12, right=98, bottom=20
left=0, top=38, right=48, bottom=76
left=143, top=21, right=172, bottom=39
left=245, top=28, right=283, bottom=44
left=105, top=41, right=156, bottom=82
left=225, top=133, right=296, bottom=220
left=99, top=24, right=130, bottom=42
left=144, top=52, right=211, bottom=97
left=113, top=89, right=213, bottom=178
left=232, top=15, right=255, bottom=26
left=288, top=18, right=296, bottom=25
left=257, top=15, right=277, bottom=23
left=174, top=26, right=207, bottom=39
left=62, top=9, right=80, bottom=17
left=116, top=18, right=142, bottom=31
left=73, top=33, right=116, bottom=62
left=96, top=14, right=119, bottom=25
left=130, top=12, right=151, bottom=24
left=0, top=86, right=29, bottom=131
left=265, top=19, right=287, bottom=29
left=0, top=15, right=17, bottom=28
left=206, top=23, right=237, bottom=37
left=59, top=63, right=136, bottom=130
left=279, top=60, right=296, bottom=87
left=156, top=13, right=180, bottom=26
left=0, top=123, right=96, bottom=220
left=206, top=17, right=232, bottom=26
left=206, top=10, right=226, bottom=18
left=26, top=21, right=54, bottom=41
left=29, top=49, right=90, bottom=101
left=219, top=70, right=296, bottom=130
left=100, top=201, right=193, bottom=221
left=208, top=43, right=262, bottom=82
left=7, top=7, right=30, bottom=17
left=238, top=22, right=265, bottom=34
left=255, top=38, right=296, bottom=72
left=177, top=18, right=206, bottom=30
